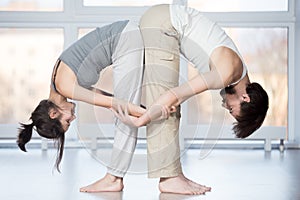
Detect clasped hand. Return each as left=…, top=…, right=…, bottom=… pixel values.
left=111, top=102, right=176, bottom=127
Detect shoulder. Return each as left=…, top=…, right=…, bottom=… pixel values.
left=55, top=62, right=77, bottom=93
left=210, top=46, right=243, bottom=86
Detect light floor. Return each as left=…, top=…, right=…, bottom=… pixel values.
left=1, top=147, right=299, bottom=200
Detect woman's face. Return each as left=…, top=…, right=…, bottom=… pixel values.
left=58, top=102, right=76, bottom=131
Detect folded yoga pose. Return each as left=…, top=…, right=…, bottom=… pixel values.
left=17, top=20, right=145, bottom=192
left=113, top=4, right=269, bottom=195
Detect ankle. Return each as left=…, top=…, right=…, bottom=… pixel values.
left=159, top=176, right=177, bottom=183
left=159, top=178, right=166, bottom=183
left=106, top=173, right=123, bottom=183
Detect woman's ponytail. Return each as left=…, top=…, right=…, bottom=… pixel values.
left=17, top=99, right=66, bottom=172
left=17, top=122, right=34, bottom=152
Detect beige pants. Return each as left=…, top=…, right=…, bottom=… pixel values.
left=140, top=4, right=182, bottom=178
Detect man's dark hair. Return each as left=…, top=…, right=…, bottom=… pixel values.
left=233, top=82, right=269, bottom=138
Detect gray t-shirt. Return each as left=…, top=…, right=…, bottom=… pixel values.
left=56, top=20, right=129, bottom=89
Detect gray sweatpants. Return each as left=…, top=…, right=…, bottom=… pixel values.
left=108, top=21, right=144, bottom=177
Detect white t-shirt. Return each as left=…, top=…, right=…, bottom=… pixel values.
left=169, top=5, right=247, bottom=84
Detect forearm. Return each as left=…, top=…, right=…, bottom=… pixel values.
left=174, top=73, right=211, bottom=104
left=88, top=87, right=144, bottom=117
left=168, top=76, right=206, bottom=106
left=133, top=112, right=152, bottom=127
left=133, top=91, right=178, bottom=127
left=60, top=84, right=113, bottom=108
left=170, top=84, right=196, bottom=106
left=89, top=87, right=113, bottom=97
left=127, top=102, right=145, bottom=117
left=150, top=73, right=210, bottom=109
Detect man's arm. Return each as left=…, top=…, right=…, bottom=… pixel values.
left=116, top=72, right=209, bottom=127
left=113, top=69, right=230, bottom=127
left=129, top=70, right=229, bottom=126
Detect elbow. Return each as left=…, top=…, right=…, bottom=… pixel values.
left=207, top=79, right=229, bottom=90
left=55, top=83, right=74, bottom=99
left=207, top=83, right=221, bottom=90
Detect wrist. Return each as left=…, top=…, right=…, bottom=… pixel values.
left=110, top=97, right=116, bottom=109
left=169, top=89, right=180, bottom=105
left=135, top=119, right=143, bottom=127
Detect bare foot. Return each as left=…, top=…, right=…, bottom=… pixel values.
left=159, top=174, right=211, bottom=195
left=178, top=174, right=211, bottom=192
left=80, top=173, right=124, bottom=193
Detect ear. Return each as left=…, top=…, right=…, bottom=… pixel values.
left=242, top=94, right=250, bottom=103
left=49, top=108, right=59, bottom=119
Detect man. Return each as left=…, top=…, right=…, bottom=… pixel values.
left=114, top=4, right=268, bottom=195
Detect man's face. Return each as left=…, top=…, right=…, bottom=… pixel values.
left=220, top=86, right=242, bottom=118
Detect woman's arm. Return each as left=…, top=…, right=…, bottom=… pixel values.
left=55, top=63, right=145, bottom=117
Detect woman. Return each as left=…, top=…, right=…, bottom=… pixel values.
left=17, top=20, right=145, bottom=192
left=113, top=4, right=268, bottom=195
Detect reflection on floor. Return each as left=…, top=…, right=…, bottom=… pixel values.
left=1, top=147, right=299, bottom=200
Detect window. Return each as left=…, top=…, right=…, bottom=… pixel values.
left=0, top=0, right=296, bottom=143
left=0, top=0, right=63, bottom=12
left=188, top=0, right=288, bottom=12
left=83, top=0, right=173, bottom=7
left=0, top=28, right=63, bottom=123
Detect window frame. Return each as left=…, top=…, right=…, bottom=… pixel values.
left=0, top=0, right=297, bottom=145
